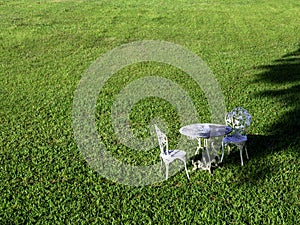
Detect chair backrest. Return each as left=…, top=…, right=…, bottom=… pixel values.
left=154, top=124, right=169, bottom=155
left=225, top=107, right=252, bottom=135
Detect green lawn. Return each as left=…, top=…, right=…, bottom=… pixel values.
left=1, top=0, right=299, bottom=224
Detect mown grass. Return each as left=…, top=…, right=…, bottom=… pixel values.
left=1, top=0, right=299, bottom=224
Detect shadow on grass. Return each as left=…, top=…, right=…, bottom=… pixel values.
left=252, top=45, right=300, bottom=151
left=222, top=46, right=300, bottom=183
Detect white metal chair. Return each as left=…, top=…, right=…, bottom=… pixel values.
left=221, top=107, right=252, bottom=166
left=154, top=124, right=190, bottom=180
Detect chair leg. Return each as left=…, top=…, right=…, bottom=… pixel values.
left=165, top=163, right=169, bottom=180
left=240, top=147, right=244, bottom=166
left=238, top=142, right=246, bottom=166
left=245, top=144, right=249, bottom=159
left=222, top=141, right=248, bottom=166
left=220, top=142, right=225, bottom=163
left=184, top=161, right=190, bottom=180
left=160, top=157, right=163, bottom=173
left=227, top=145, right=231, bottom=155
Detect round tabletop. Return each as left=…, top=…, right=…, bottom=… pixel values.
left=179, top=123, right=232, bottom=138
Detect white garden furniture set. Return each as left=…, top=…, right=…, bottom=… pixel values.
left=154, top=107, right=252, bottom=180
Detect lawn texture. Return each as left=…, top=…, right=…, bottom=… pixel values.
left=0, top=0, right=299, bottom=224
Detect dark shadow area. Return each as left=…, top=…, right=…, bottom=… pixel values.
left=219, top=46, right=300, bottom=183
left=253, top=45, right=300, bottom=147
left=237, top=46, right=300, bottom=183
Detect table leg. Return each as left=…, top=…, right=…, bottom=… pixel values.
left=202, top=146, right=212, bottom=173
left=192, top=138, right=212, bottom=173
left=194, top=138, right=203, bottom=155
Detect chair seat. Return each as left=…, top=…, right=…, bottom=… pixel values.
left=160, top=150, right=187, bottom=165
left=223, top=134, right=247, bottom=143
left=161, top=150, right=186, bottom=158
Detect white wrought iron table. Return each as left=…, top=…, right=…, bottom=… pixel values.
left=179, top=123, right=232, bottom=173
